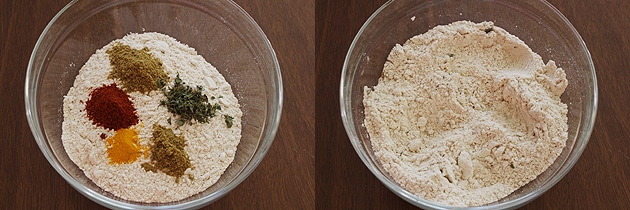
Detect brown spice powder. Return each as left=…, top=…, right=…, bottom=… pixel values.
left=142, top=123, right=192, bottom=182
left=107, top=43, right=168, bottom=93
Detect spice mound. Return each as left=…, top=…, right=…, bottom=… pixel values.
left=85, top=83, right=138, bottom=131
left=363, top=21, right=568, bottom=207
left=61, top=32, right=242, bottom=203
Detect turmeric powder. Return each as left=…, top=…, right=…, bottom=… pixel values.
left=106, top=127, right=145, bottom=164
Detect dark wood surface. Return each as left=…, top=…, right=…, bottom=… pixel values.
left=0, top=0, right=313, bottom=209
left=316, top=0, right=630, bottom=210
left=3, top=0, right=630, bottom=209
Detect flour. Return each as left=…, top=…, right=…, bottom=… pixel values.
left=363, top=21, right=568, bottom=206
left=62, top=32, right=242, bottom=203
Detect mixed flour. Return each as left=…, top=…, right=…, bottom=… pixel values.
left=62, top=32, right=242, bottom=202
left=363, top=21, right=568, bottom=206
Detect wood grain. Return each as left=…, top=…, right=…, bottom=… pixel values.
left=0, top=0, right=314, bottom=209
left=316, top=0, right=630, bottom=209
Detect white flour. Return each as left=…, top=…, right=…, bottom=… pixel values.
left=62, top=32, right=242, bottom=203
left=363, top=21, right=568, bottom=206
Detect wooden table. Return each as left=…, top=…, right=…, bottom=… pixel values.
left=0, top=0, right=313, bottom=209
left=2, top=0, right=629, bottom=209
left=316, top=0, right=630, bottom=209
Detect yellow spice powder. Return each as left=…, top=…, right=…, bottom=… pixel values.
left=106, top=127, right=145, bottom=164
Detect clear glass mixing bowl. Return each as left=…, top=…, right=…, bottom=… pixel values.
left=25, top=0, right=282, bottom=209
left=340, top=0, right=597, bottom=209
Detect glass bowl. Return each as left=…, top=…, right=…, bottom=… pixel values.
left=340, top=0, right=597, bottom=209
left=25, top=0, right=282, bottom=209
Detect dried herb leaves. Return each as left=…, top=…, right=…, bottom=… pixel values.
left=159, top=74, right=221, bottom=126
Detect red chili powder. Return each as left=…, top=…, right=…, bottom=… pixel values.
left=85, top=84, right=139, bottom=130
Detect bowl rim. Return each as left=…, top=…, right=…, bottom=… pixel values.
left=25, top=0, right=282, bottom=209
left=339, top=0, right=597, bottom=209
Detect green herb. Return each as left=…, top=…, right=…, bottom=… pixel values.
left=510, top=163, right=515, bottom=169
left=484, top=27, right=493, bottom=33
left=160, top=74, right=221, bottom=125
left=167, top=117, right=172, bottom=125
left=448, top=53, right=455, bottom=57
left=224, top=115, right=234, bottom=128
left=157, top=78, right=167, bottom=88
left=176, top=119, right=185, bottom=127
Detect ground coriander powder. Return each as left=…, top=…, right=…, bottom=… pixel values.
left=107, top=43, right=168, bottom=93
left=142, top=123, right=192, bottom=182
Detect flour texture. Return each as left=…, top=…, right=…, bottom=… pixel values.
left=62, top=32, right=242, bottom=203
left=363, top=21, right=568, bottom=206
